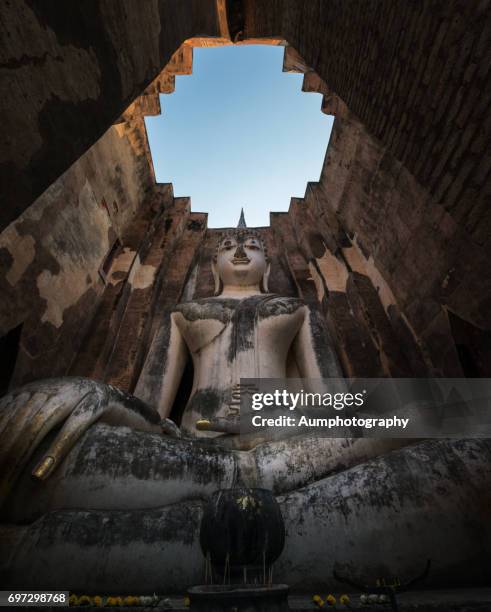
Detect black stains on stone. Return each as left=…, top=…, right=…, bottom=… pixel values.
left=227, top=0, right=246, bottom=41
left=308, top=233, right=326, bottom=259
left=175, top=298, right=236, bottom=324
left=147, top=313, right=172, bottom=382
left=13, top=287, right=100, bottom=385
left=4, top=0, right=129, bottom=226
left=300, top=439, right=491, bottom=524
left=387, top=305, right=429, bottom=376
left=228, top=296, right=263, bottom=361
left=26, top=1, right=105, bottom=50
left=227, top=295, right=301, bottom=361
left=107, top=225, right=118, bottom=246
left=164, top=218, right=173, bottom=233
left=187, top=219, right=203, bottom=231
left=229, top=296, right=303, bottom=362
left=16, top=215, right=61, bottom=275
left=30, top=97, right=120, bottom=215
left=307, top=305, right=337, bottom=378
left=187, top=388, right=224, bottom=419
left=35, top=500, right=203, bottom=548
left=257, top=296, right=303, bottom=318
left=0, top=247, right=13, bottom=271
left=355, top=238, right=371, bottom=260
left=0, top=52, right=61, bottom=70
left=67, top=422, right=232, bottom=488
left=169, top=356, right=194, bottom=426
left=309, top=256, right=329, bottom=300
left=175, top=296, right=303, bottom=363
left=448, top=310, right=491, bottom=377
left=110, top=271, right=126, bottom=281
left=0, top=323, right=23, bottom=397
left=337, top=229, right=353, bottom=248
left=0, top=163, right=30, bottom=230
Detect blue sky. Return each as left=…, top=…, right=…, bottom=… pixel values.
left=145, top=45, right=333, bottom=228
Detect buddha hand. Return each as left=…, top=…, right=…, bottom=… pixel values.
left=0, top=377, right=179, bottom=503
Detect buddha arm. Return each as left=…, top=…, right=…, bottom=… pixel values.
left=155, top=312, right=189, bottom=420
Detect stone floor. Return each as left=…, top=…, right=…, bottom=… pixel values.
left=288, top=588, right=491, bottom=610
left=43, top=588, right=491, bottom=611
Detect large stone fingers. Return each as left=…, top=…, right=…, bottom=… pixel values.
left=31, top=387, right=108, bottom=481
left=31, top=384, right=181, bottom=481
left=0, top=390, right=79, bottom=502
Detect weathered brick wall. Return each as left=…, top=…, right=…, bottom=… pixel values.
left=315, top=111, right=490, bottom=376
left=69, top=195, right=191, bottom=389
left=0, top=44, right=196, bottom=388
left=244, top=0, right=491, bottom=247
left=0, top=0, right=219, bottom=230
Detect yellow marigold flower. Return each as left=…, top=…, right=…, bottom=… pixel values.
left=326, top=594, right=336, bottom=606
left=184, top=596, right=191, bottom=607
left=124, top=596, right=139, bottom=606
left=312, top=594, right=324, bottom=607
left=93, top=596, right=103, bottom=607
left=340, top=594, right=350, bottom=605
left=77, top=595, right=92, bottom=606
left=69, top=595, right=78, bottom=606
left=106, top=597, right=118, bottom=606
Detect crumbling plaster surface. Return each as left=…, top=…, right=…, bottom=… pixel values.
left=276, top=41, right=489, bottom=376
left=0, top=37, right=199, bottom=387
left=309, top=249, right=349, bottom=297
left=127, top=255, right=158, bottom=291
left=342, top=240, right=398, bottom=311
left=0, top=1, right=102, bottom=176
left=2, top=228, right=36, bottom=287
left=0, top=113, right=166, bottom=386
left=318, top=113, right=490, bottom=364
left=0, top=0, right=220, bottom=230
left=34, top=178, right=112, bottom=329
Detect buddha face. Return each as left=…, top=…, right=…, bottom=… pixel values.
left=214, top=232, right=270, bottom=292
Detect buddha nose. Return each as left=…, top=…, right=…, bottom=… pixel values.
left=234, top=243, right=247, bottom=259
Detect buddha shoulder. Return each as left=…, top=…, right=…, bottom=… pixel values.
left=172, top=295, right=305, bottom=323
left=172, top=298, right=236, bottom=324
left=256, top=295, right=305, bottom=318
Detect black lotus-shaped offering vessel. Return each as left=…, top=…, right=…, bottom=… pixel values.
left=200, top=486, right=285, bottom=581
left=189, top=487, right=289, bottom=611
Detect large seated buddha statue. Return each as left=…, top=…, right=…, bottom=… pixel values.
left=0, top=218, right=490, bottom=593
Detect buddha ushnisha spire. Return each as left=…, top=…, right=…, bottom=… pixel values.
left=237, top=207, right=247, bottom=228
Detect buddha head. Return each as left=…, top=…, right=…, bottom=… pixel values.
left=212, top=210, right=270, bottom=295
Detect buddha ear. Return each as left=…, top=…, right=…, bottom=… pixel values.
left=261, top=262, right=271, bottom=293
left=211, top=259, right=222, bottom=296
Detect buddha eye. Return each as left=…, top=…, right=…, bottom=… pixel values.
left=246, top=241, right=260, bottom=250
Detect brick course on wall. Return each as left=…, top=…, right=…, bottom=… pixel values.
left=244, top=0, right=491, bottom=247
